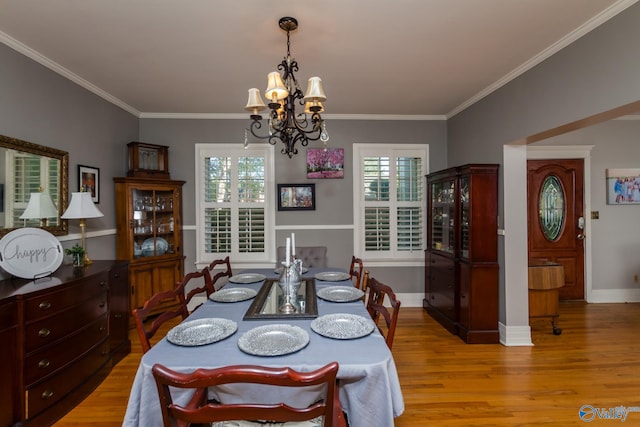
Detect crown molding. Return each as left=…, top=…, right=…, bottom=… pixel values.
left=0, top=30, right=141, bottom=117
left=447, top=0, right=640, bottom=119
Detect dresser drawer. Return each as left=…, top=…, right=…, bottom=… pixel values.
left=25, top=337, right=110, bottom=420
left=24, top=291, right=108, bottom=353
left=24, top=313, right=109, bottom=386
left=23, top=273, right=108, bottom=321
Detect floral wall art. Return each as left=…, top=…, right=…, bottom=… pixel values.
left=306, top=148, right=344, bottom=179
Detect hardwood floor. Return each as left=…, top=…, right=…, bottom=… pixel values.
left=54, top=302, right=640, bottom=426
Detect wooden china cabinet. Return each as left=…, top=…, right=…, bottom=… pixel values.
left=423, top=164, right=499, bottom=344
left=114, top=144, right=185, bottom=326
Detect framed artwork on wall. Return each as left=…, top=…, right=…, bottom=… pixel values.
left=277, top=183, right=316, bottom=211
left=306, top=148, right=344, bottom=179
left=78, top=164, right=100, bottom=203
left=606, top=168, right=640, bottom=204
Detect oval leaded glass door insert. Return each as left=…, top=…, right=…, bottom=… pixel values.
left=539, top=175, right=565, bottom=241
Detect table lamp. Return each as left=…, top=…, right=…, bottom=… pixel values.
left=61, top=192, right=104, bottom=265
left=20, top=190, right=59, bottom=226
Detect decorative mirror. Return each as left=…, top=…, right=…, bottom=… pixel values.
left=0, top=134, right=69, bottom=237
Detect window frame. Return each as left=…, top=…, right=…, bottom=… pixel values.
left=353, top=143, right=428, bottom=266
left=195, top=143, right=275, bottom=266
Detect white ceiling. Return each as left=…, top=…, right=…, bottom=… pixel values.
left=0, top=0, right=635, bottom=118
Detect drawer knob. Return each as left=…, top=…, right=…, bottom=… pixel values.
left=41, top=390, right=54, bottom=400
left=100, top=281, right=107, bottom=287
left=38, top=328, right=51, bottom=338
left=114, top=313, right=122, bottom=319
left=38, top=359, right=51, bottom=369
left=99, top=301, right=106, bottom=308
left=99, top=325, right=106, bottom=332
left=39, top=301, right=52, bottom=310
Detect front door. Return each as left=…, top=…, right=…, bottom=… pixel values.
left=527, top=159, right=585, bottom=300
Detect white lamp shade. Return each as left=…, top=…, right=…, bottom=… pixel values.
left=61, top=192, right=104, bottom=219
left=265, top=71, right=288, bottom=102
left=20, top=192, right=58, bottom=219
left=303, top=77, right=327, bottom=102
left=245, top=88, right=267, bottom=113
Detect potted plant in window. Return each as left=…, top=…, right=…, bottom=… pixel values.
left=65, top=243, right=86, bottom=267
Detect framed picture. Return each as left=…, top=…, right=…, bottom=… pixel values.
left=78, top=165, right=100, bottom=203
left=606, top=168, right=640, bottom=204
left=277, top=183, right=316, bottom=211
left=307, top=148, right=344, bottom=179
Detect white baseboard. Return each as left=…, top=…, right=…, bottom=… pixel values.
left=499, top=322, right=534, bottom=346
left=587, top=288, right=640, bottom=303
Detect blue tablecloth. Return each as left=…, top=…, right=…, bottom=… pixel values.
left=123, top=268, right=404, bottom=427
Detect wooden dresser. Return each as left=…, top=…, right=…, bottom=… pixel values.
left=0, top=261, right=130, bottom=427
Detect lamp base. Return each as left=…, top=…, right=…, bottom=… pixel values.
left=83, top=253, right=93, bottom=265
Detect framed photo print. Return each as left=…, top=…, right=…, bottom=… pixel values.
left=78, top=164, right=100, bottom=203
left=606, top=168, right=640, bottom=205
left=307, top=148, right=344, bottom=179
left=277, top=183, right=316, bottom=211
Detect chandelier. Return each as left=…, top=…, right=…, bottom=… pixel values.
left=244, top=17, right=329, bottom=158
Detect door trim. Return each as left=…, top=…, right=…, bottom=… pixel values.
left=527, top=145, right=594, bottom=302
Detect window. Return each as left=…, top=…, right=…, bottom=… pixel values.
left=4, top=150, right=60, bottom=227
left=353, top=144, right=428, bottom=264
left=195, top=144, right=275, bottom=265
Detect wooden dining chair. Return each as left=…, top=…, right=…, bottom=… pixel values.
left=348, top=256, right=364, bottom=290
left=366, top=276, right=401, bottom=350
left=207, top=256, right=233, bottom=291
left=132, top=284, right=190, bottom=354
left=152, top=361, right=347, bottom=427
left=180, top=267, right=214, bottom=313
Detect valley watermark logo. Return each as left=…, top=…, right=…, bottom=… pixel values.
left=579, top=405, right=640, bottom=422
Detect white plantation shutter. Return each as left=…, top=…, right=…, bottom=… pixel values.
left=196, top=144, right=274, bottom=264
left=354, top=145, right=427, bottom=263
left=7, top=151, right=59, bottom=227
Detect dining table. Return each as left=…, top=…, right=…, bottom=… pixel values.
left=122, top=267, right=404, bottom=427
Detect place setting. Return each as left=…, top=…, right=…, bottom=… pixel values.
left=310, top=313, right=375, bottom=340
left=227, top=273, right=267, bottom=284
left=316, top=285, right=364, bottom=303
left=237, top=324, right=310, bottom=356
left=209, top=287, right=257, bottom=303
left=166, top=318, right=238, bottom=347
left=314, top=271, right=351, bottom=282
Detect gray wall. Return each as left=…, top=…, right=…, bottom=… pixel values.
left=140, top=118, right=447, bottom=292
left=534, top=119, right=640, bottom=293
left=4, top=2, right=639, bottom=307
left=446, top=3, right=640, bottom=326
left=0, top=42, right=138, bottom=262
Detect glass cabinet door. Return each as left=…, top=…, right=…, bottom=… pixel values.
left=431, top=179, right=455, bottom=254
left=459, top=176, right=470, bottom=259
left=131, top=188, right=176, bottom=259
